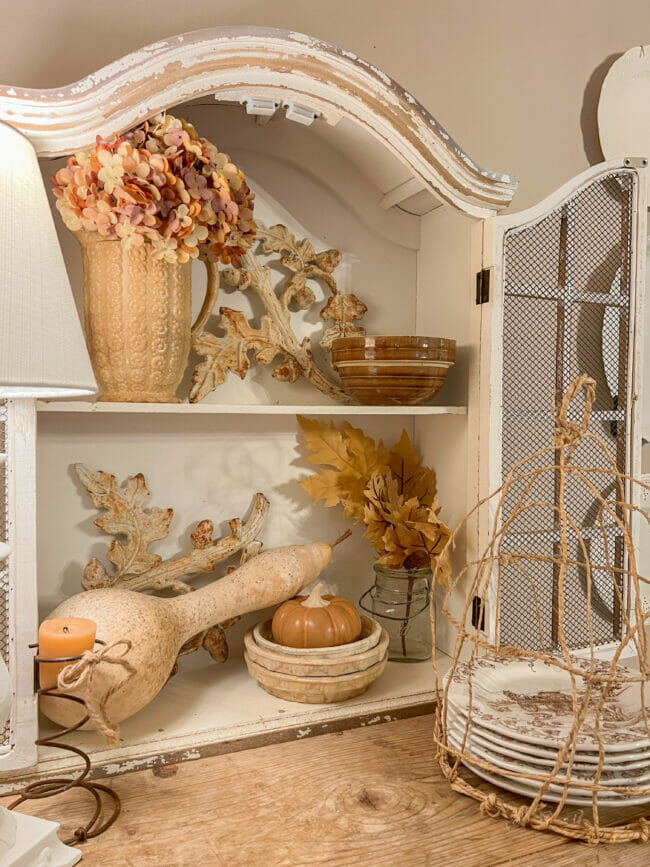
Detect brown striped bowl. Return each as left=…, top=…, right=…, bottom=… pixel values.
left=332, top=335, right=455, bottom=405
left=331, top=335, right=456, bottom=363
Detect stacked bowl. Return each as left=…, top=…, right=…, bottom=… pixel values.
left=331, top=335, right=456, bottom=405
left=244, top=616, right=388, bottom=703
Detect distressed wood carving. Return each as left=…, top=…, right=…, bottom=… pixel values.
left=75, top=463, right=269, bottom=662
left=0, top=28, right=517, bottom=218
left=190, top=223, right=367, bottom=403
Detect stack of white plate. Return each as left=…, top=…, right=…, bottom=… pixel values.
left=443, top=654, right=650, bottom=807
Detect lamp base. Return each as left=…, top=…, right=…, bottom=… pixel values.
left=0, top=807, right=81, bottom=866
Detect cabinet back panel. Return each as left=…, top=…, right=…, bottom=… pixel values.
left=36, top=413, right=412, bottom=652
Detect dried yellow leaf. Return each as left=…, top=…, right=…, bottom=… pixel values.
left=388, top=429, right=437, bottom=507
left=297, top=416, right=388, bottom=520
left=297, top=419, right=451, bottom=585
left=300, top=469, right=347, bottom=509
left=363, top=470, right=451, bottom=582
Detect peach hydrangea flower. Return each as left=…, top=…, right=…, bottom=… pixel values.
left=96, top=147, right=125, bottom=195
left=50, top=111, right=255, bottom=265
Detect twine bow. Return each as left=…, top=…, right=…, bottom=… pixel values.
left=57, top=640, right=136, bottom=748
left=553, top=374, right=596, bottom=457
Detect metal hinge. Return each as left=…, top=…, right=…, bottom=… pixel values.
left=624, top=157, right=648, bottom=168
left=476, top=268, right=491, bottom=304
left=471, top=596, right=486, bottom=631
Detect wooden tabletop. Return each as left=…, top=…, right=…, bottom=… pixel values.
left=4, top=715, right=650, bottom=866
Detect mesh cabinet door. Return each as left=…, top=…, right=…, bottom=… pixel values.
left=481, top=161, right=647, bottom=652
left=0, top=400, right=38, bottom=771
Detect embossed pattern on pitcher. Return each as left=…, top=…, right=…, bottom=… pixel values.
left=78, top=232, right=191, bottom=402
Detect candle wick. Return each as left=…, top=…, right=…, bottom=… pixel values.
left=62, top=626, right=69, bottom=634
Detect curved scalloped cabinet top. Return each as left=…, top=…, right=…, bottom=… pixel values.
left=0, top=26, right=517, bottom=218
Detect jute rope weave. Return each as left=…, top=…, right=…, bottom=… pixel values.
left=431, top=375, right=650, bottom=844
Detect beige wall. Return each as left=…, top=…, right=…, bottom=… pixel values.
left=2, top=0, right=650, bottom=210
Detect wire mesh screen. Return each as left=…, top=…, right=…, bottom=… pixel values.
left=499, top=170, right=635, bottom=650
left=0, top=403, right=11, bottom=746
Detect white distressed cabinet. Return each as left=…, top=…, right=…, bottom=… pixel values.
left=0, top=27, right=645, bottom=788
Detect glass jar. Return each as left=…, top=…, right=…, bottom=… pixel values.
left=359, top=564, right=432, bottom=662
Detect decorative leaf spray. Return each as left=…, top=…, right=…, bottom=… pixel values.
left=190, top=223, right=367, bottom=403
left=74, top=464, right=269, bottom=662
left=297, top=418, right=451, bottom=584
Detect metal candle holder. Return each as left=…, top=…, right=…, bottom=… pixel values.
left=7, top=640, right=121, bottom=845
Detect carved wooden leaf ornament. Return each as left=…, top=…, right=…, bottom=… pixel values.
left=74, top=463, right=270, bottom=661
left=282, top=271, right=316, bottom=311
left=320, top=292, right=368, bottom=350
left=257, top=223, right=300, bottom=255
left=311, top=249, right=341, bottom=273
left=190, top=222, right=367, bottom=403
left=75, top=464, right=173, bottom=585
left=273, top=356, right=303, bottom=382
left=191, top=308, right=286, bottom=400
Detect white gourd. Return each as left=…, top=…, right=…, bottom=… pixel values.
left=40, top=541, right=334, bottom=730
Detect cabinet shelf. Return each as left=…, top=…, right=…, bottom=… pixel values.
left=0, top=650, right=451, bottom=794
left=37, top=401, right=467, bottom=416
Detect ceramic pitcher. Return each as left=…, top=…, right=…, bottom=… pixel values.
left=76, top=231, right=219, bottom=402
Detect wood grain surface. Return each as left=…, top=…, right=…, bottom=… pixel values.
left=3, top=715, right=650, bottom=866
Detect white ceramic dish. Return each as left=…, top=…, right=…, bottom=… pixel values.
left=598, top=45, right=650, bottom=169
left=253, top=616, right=381, bottom=658
left=446, top=722, right=650, bottom=790
left=444, top=703, right=650, bottom=768
left=458, top=755, right=650, bottom=809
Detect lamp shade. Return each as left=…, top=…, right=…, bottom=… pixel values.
left=0, top=121, right=97, bottom=397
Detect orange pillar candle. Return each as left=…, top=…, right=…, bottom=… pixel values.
left=38, top=618, right=97, bottom=690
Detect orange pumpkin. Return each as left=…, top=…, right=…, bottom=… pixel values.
left=272, top=582, right=362, bottom=648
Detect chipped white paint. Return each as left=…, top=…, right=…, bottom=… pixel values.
left=101, top=758, right=146, bottom=777
left=180, top=749, right=202, bottom=761
left=296, top=728, right=312, bottom=738
left=0, top=26, right=517, bottom=218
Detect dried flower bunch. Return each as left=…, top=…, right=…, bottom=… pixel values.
left=51, top=112, right=256, bottom=264
left=298, top=417, right=451, bottom=583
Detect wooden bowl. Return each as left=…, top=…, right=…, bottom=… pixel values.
left=245, top=625, right=389, bottom=676
left=244, top=654, right=388, bottom=703
left=253, top=616, right=381, bottom=658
